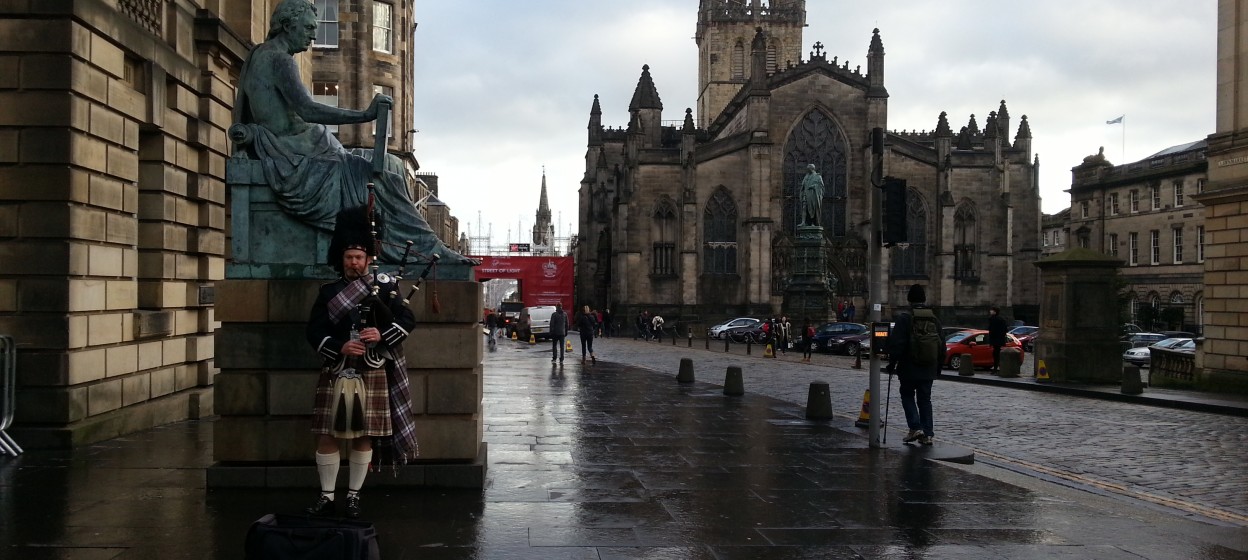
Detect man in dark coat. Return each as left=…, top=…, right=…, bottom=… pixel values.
left=886, top=284, right=945, bottom=446
left=550, top=303, right=569, bottom=363
left=987, top=306, right=1008, bottom=372
left=577, top=305, right=599, bottom=363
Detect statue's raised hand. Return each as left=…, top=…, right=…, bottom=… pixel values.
left=366, top=93, right=394, bottom=120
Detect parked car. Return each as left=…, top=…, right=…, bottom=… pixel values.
left=1008, top=325, right=1039, bottom=350
left=519, top=305, right=559, bottom=341
left=1122, top=332, right=1167, bottom=348
left=811, top=322, right=869, bottom=354
left=497, top=301, right=524, bottom=336
left=943, top=330, right=1024, bottom=370
left=724, top=321, right=768, bottom=343
left=942, top=327, right=973, bottom=341
left=1171, top=339, right=1197, bottom=353
left=708, top=317, right=759, bottom=339
left=1121, top=323, right=1143, bottom=336
left=1123, top=337, right=1193, bottom=367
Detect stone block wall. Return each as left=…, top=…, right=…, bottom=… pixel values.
left=211, top=278, right=484, bottom=484
left=0, top=1, right=248, bottom=447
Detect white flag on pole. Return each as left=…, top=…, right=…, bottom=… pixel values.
left=1106, top=115, right=1124, bottom=125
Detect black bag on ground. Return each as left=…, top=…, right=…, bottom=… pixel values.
left=245, top=513, right=380, bottom=560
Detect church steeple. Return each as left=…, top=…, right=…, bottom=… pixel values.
left=695, top=0, right=806, bottom=128
left=533, top=169, right=554, bottom=248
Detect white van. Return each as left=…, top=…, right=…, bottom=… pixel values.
left=520, top=306, right=560, bottom=340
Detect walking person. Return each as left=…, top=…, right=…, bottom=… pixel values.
left=779, top=316, right=792, bottom=354
left=801, top=320, right=816, bottom=363
left=484, top=311, right=498, bottom=352
left=305, top=206, right=419, bottom=519
left=550, top=303, right=569, bottom=363
left=578, top=305, right=598, bottom=363
left=987, top=306, right=1008, bottom=373
left=651, top=313, right=665, bottom=343
left=885, top=284, right=945, bottom=446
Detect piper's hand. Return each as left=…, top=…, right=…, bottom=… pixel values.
left=366, top=94, right=393, bottom=119
left=358, top=327, right=381, bottom=344
left=342, top=340, right=367, bottom=357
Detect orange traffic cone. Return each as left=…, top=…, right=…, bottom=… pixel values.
left=510, top=330, right=518, bottom=340
left=764, top=343, right=775, bottom=358
left=565, top=339, right=573, bottom=352
left=854, top=390, right=871, bottom=428
left=529, top=334, right=536, bottom=344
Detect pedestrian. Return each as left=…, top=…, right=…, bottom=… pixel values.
left=550, top=303, right=569, bottom=363
left=885, top=284, right=945, bottom=446
left=802, top=320, right=816, bottom=363
left=636, top=310, right=649, bottom=340
left=651, top=313, right=665, bottom=342
left=988, top=306, right=1008, bottom=372
left=780, top=316, right=792, bottom=353
left=484, top=311, right=498, bottom=351
left=595, top=309, right=604, bottom=337
left=603, top=308, right=613, bottom=337
left=837, top=299, right=847, bottom=322
left=304, top=206, right=418, bottom=519
left=845, top=301, right=856, bottom=323
left=578, top=305, right=598, bottom=363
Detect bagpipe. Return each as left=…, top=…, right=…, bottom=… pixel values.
left=355, top=182, right=441, bottom=328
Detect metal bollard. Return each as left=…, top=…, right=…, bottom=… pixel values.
left=957, top=353, right=974, bottom=376
left=0, top=335, right=22, bottom=456
left=677, top=357, right=695, bottom=384
left=805, top=381, right=833, bottom=420
left=672, top=330, right=676, bottom=346
left=724, top=337, right=729, bottom=352
left=1121, top=363, right=1144, bottom=395
left=688, top=328, right=692, bottom=348
left=723, top=366, right=744, bottom=396
left=705, top=335, right=709, bottom=350
left=746, top=338, right=752, bottom=355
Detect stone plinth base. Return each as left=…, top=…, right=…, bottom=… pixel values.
left=784, top=226, right=833, bottom=322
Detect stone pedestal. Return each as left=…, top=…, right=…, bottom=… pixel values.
left=783, top=226, right=833, bottom=322
left=1033, top=248, right=1124, bottom=384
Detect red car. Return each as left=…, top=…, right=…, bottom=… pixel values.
left=943, top=329, right=1024, bottom=370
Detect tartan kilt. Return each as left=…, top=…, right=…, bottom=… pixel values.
left=311, top=366, right=392, bottom=437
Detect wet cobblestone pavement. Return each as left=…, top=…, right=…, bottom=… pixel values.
left=1, top=334, right=1246, bottom=558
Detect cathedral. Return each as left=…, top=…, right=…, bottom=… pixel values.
left=576, top=0, right=1042, bottom=327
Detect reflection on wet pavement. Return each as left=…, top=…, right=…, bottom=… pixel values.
left=1, top=338, right=1245, bottom=558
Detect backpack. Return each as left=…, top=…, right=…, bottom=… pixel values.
left=909, top=308, right=940, bottom=367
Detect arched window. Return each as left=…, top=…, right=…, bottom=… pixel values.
left=890, top=189, right=927, bottom=277
left=652, top=199, right=676, bottom=276
left=1168, top=291, right=1184, bottom=305
left=1194, top=292, right=1204, bottom=334
left=782, top=110, right=849, bottom=236
left=704, top=188, right=738, bottom=274
left=731, top=41, right=745, bottom=80
left=954, top=203, right=977, bottom=280
left=766, top=42, right=778, bottom=73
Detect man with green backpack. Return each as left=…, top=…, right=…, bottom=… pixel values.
left=885, top=284, right=945, bottom=445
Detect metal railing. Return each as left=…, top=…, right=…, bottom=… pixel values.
left=0, top=335, right=21, bottom=456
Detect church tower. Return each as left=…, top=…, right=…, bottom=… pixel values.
left=695, top=0, right=806, bottom=127
left=532, top=170, right=555, bottom=249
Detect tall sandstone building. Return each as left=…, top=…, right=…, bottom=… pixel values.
left=1194, top=0, right=1248, bottom=390
left=577, top=0, right=1042, bottom=327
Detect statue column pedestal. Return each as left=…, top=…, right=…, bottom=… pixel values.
left=783, top=226, right=834, bottom=322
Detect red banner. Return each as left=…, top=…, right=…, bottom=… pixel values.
left=473, top=255, right=575, bottom=311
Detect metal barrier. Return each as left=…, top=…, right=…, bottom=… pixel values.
left=0, top=335, right=21, bottom=455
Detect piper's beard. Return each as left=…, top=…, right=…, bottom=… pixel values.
left=344, top=267, right=368, bottom=280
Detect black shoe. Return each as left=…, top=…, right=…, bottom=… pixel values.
left=344, top=493, right=361, bottom=519
left=306, top=494, right=335, bottom=516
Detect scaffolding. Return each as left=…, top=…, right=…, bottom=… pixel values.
left=465, top=211, right=576, bottom=257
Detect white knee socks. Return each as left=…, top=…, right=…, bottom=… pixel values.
left=348, top=449, right=372, bottom=493
left=315, top=451, right=340, bottom=498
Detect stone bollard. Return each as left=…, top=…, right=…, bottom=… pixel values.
left=958, top=353, right=975, bottom=376
left=724, top=337, right=729, bottom=352
left=705, top=336, right=710, bottom=350
left=677, top=358, right=695, bottom=384
left=1121, top=363, right=1143, bottom=395
left=806, top=382, right=833, bottom=420
left=999, top=347, right=1021, bottom=378
left=723, top=366, right=744, bottom=396
left=746, top=338, right=752, bottom=355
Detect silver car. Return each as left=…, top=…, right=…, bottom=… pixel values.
left=708, top=317, right=759, bottom=339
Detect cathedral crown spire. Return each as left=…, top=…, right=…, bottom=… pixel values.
left=533, top=169, right=554, bottom=247
left=629, top=64, right=663, bottom=112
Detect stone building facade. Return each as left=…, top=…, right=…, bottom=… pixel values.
left=1193, top=0, right=1248, bottom=389
left=1066, top=143, right=1209, bottom=333
left=576, top=0, right=1042, bottom=329
left=1041, top=208, right=1070, bottom=258
left=0, top=0, right=268, bottom=446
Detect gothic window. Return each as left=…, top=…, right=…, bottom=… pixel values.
left=890, top=189, right=927, bottom=277
left=652, top=199, right=676, bottom=276
left=954, top=203, right=977, bottom=280
left=732, top=41, right=745, bottom=80
left=766, top=42, right=778, bottom=73
left=703, top=188, right=738, bottom=274
left=782, top=110, right=849, bottom=237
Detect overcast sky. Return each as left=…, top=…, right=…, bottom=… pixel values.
left=411, top=1, right=1215, bottom=251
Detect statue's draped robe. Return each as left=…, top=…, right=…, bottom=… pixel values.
left=801, top=173, right=825, bottom=227
left=242, top=122, right=440, bottom=263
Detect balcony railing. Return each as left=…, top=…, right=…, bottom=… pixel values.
left=1150, top=346, right=1195, bottom=386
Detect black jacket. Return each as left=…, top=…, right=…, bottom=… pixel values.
left=577, top=313, right=597, bottom=336
left=988, top=314, right=1008, bottom=347
left=550, top=310, right=569, bottom=337
left=306, top=276, right=416, bottom=365
left=886, top=305, right=945, bottom=381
